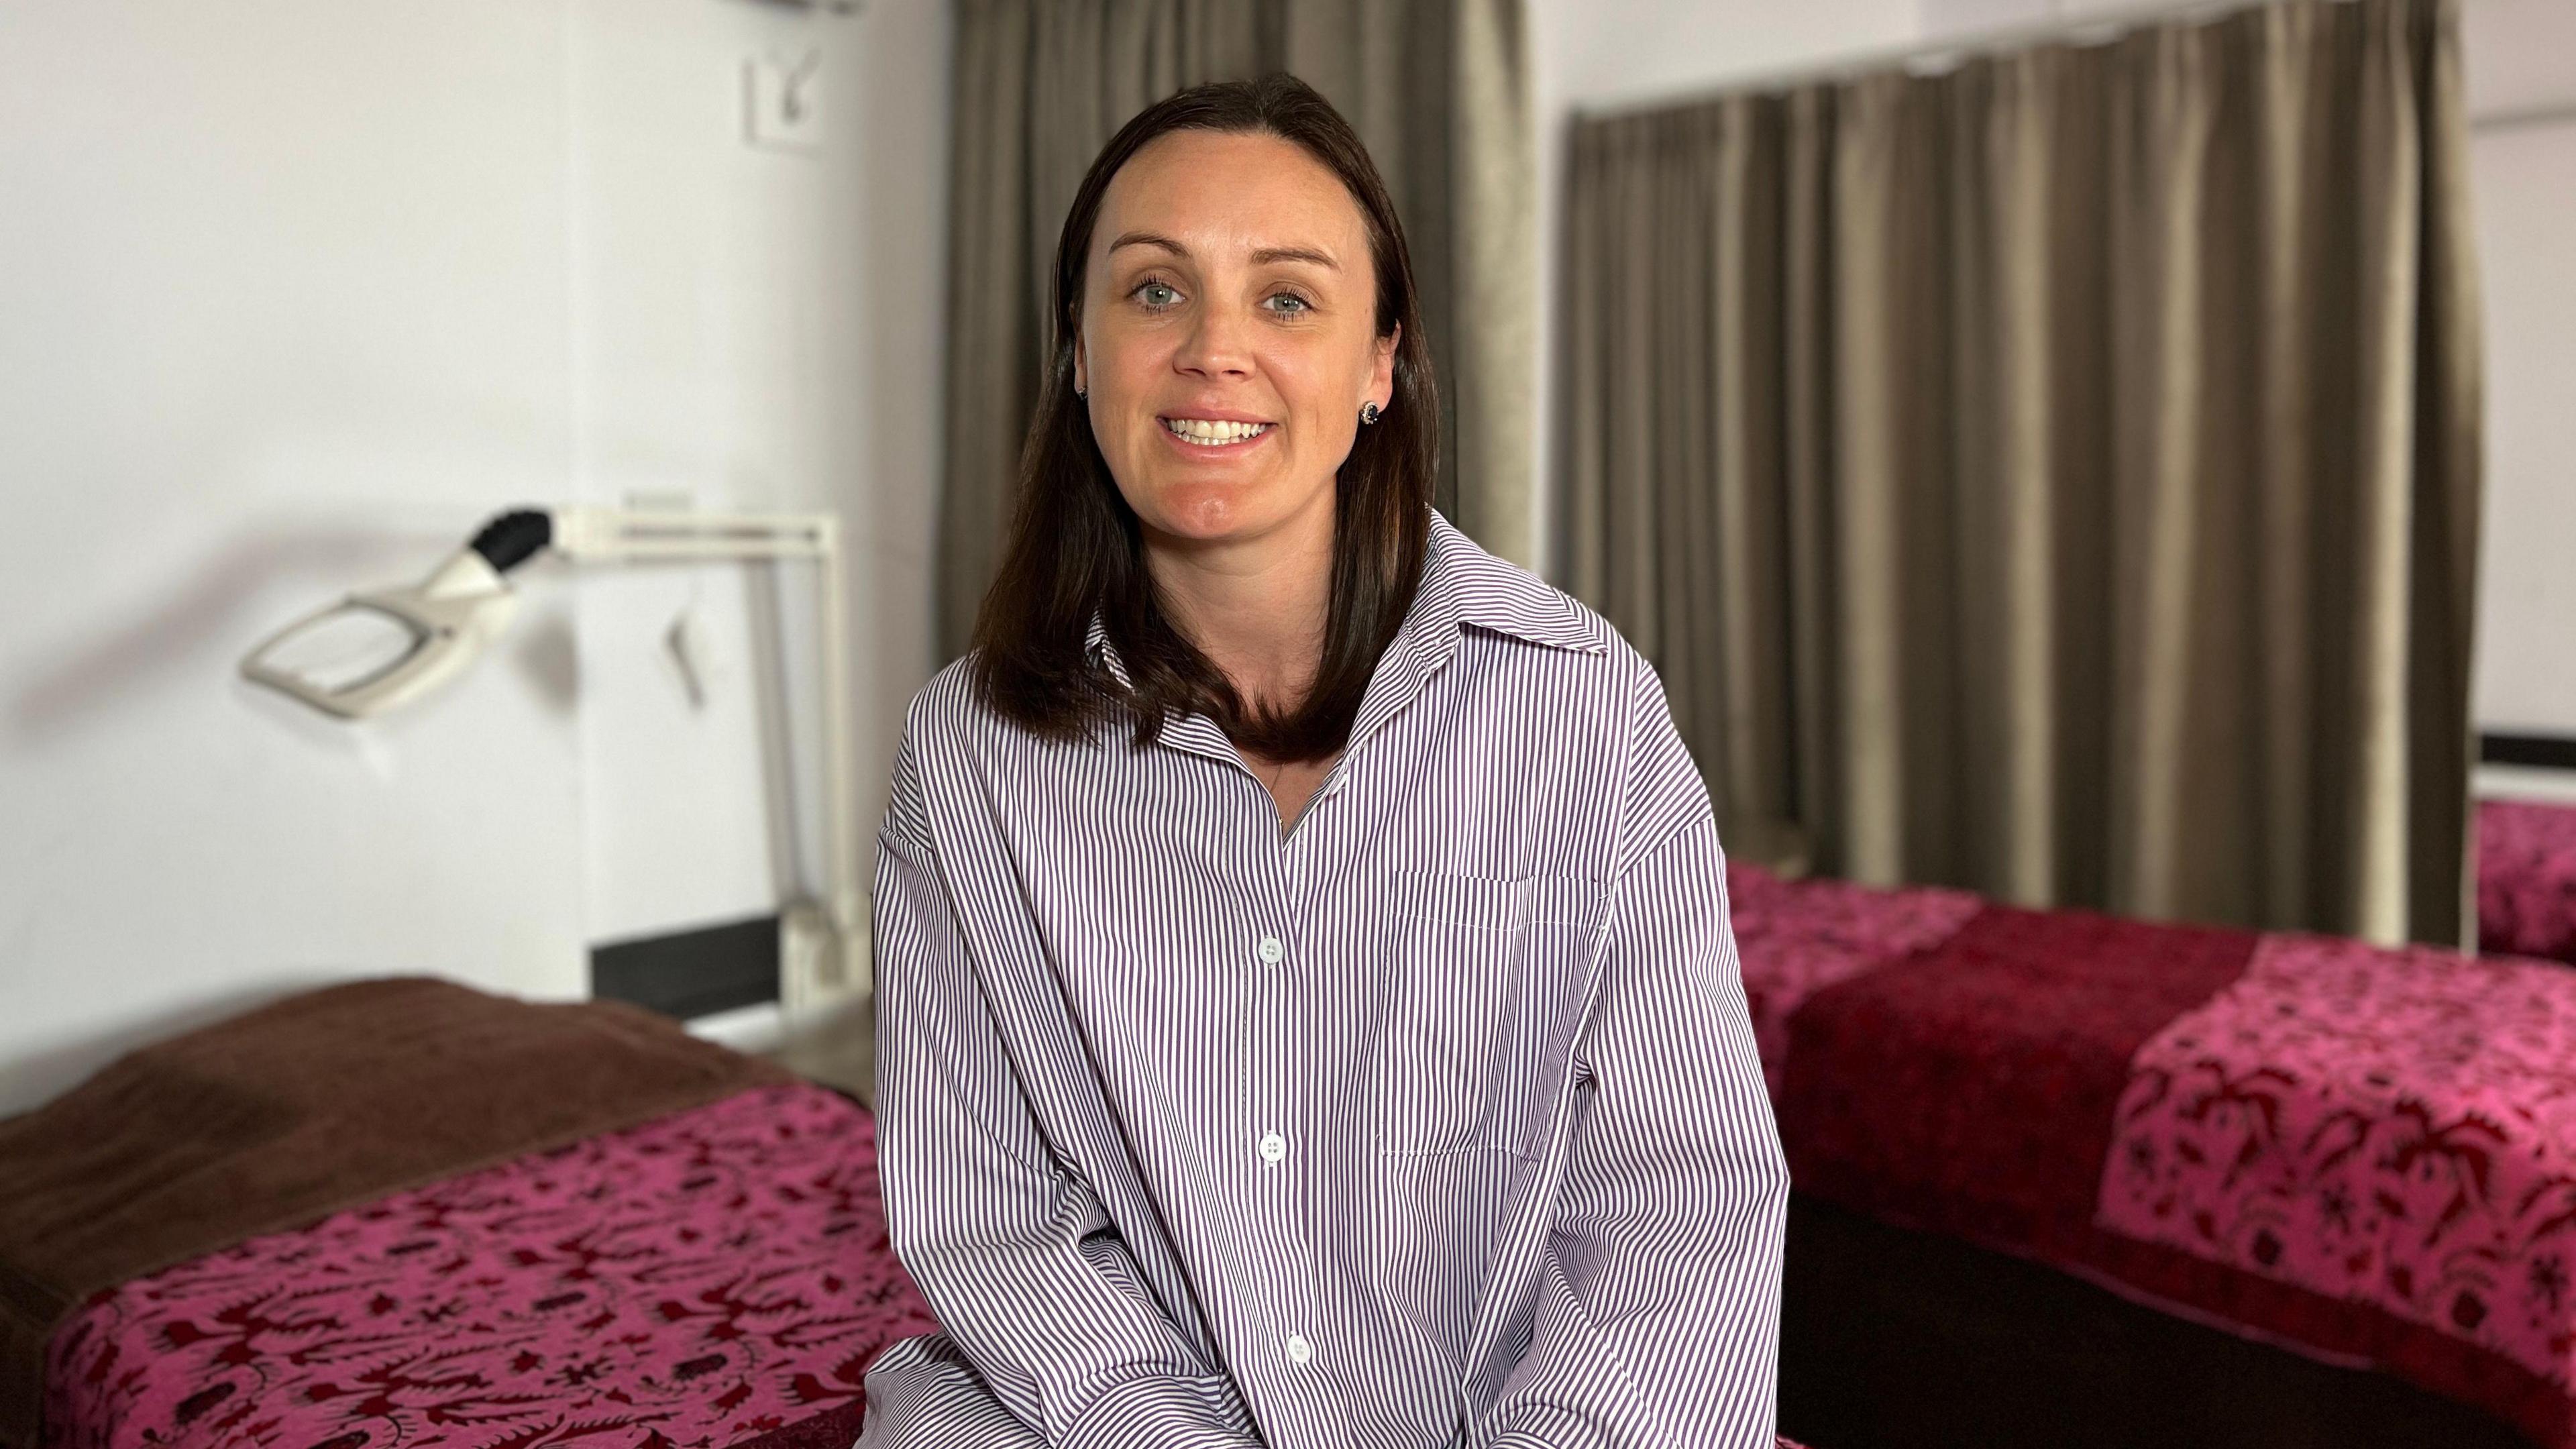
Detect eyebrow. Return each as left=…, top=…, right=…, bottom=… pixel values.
left=1106, top=230, right=1341, bottom=270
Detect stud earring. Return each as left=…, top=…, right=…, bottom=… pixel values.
left=1358, top=401, right=1381, bottom=425
left=1074, top=384, right=1087, bottom=400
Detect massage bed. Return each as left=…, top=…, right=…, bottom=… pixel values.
left=1, top=980, right=938, bottom=1449
left=40, top=1081, right=928, bottom=1449
left=0, top=978, right=1810, bottom=1449
left=1735, top=859, right=2576, bottom=1449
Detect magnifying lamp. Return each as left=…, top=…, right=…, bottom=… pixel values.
left=240, top=504, right=868, bottom=1018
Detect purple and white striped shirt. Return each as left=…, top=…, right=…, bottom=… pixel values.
left=861, top=511, right=1788, bottom=1449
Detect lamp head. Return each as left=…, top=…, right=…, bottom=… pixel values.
left=241, top=509, right=552, bottom=720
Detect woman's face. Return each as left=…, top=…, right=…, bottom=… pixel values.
left=1073, top=129, right=1398, bottom=553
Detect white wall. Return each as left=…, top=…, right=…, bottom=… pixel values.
left=1532, top=0, right=2576, bottom=743
left=562, top=0, right=949, bottom=943
left=2456, top=1, right=2576, bottom=739
left=0, top=0, right=949, bottom=1116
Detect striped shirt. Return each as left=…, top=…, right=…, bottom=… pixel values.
left=862, top=510, right=1789, bottom=1449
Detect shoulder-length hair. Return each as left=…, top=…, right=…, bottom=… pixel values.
left=967, top=72, right=1438, bottom=763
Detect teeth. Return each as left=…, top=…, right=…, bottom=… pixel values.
left=1163, top=417, right=1273, bottom=445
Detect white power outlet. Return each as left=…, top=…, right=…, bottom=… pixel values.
left=745, top=49, right=824, bottom=152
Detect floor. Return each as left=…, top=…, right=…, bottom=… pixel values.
left=765, top=994, right=875, bottom=1105
left=1778, top=1195, right=2537, bottom=1449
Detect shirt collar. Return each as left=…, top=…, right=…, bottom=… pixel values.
left=1083, top=507, right=1605, bottom=684
left=1081, top=608, right=1130, bottom=687
left=1405, top=508, right=1608, bottom=659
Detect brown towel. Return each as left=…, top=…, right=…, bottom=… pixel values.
left=0, top=976, right=791, bottom=1449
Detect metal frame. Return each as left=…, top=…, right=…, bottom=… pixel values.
left=546, top=506, right=866, bottom=1018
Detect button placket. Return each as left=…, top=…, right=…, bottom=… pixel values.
left=1240, top=863, right=1322, bottom=1400
left=1250, top=934, right=1292, bottom=1171
left=1252, top=935, right=1291, bottom=1177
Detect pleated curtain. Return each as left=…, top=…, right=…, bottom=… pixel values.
left=939, top=0, right=1535, bottom=657
left=1560, top=0, right=2482, bottom=945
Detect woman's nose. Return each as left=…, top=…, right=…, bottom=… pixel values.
left=1172, top=303, right=1255, bottom=378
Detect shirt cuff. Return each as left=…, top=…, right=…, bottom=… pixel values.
left=1059, top=1374, right=1264, bottom=1449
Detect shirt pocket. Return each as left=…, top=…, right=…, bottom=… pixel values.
left=1373, top=870, right=1609, bottom=1157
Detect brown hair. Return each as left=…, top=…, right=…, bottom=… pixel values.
left=967, top=72, right=1438, bottom=761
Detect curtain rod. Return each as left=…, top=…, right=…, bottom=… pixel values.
left=1572, top=0, right=2341, bottom=121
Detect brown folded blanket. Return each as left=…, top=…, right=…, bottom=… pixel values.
left=0, top=975, right=790, bottom=1449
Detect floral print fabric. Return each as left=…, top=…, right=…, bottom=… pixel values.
left=42, top=1083, right=936, bottom=1449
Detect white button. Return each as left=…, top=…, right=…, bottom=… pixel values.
left=1257, top=1132, right=1287, bottom=1164
left=1284, top=1334, right=1313, bottom=1364
left=1256, top=935, right=1285, bottom=965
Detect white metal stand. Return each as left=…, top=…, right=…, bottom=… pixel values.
left=547, top=506, right=869, bottom=1017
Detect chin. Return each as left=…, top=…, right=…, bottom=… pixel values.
left=1144, top=477, right=1289, bottom=543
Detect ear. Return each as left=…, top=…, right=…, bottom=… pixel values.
left=1367, top=322, right=1399, bottom=411
left=1073, top=335, right=1088, bottom=396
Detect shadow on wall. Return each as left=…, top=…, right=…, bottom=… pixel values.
left=6, top=519, right=582, bottom=746
left=0, top=977, right=339, bottom=1119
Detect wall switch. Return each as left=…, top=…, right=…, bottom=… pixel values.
left=745, top=49, right=825, bottom=152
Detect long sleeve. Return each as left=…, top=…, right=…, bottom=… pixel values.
left=1471, top=694, right=1792, bottom=1448
left=871, top=731, right=1264, bottom=1449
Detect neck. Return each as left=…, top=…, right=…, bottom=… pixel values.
left=1143, top=494, right=1334, bottom=720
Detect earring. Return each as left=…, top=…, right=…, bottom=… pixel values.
left=1075, top=384, right=1087, bottom=400
left=1359, top=401, right=1381, bottom=425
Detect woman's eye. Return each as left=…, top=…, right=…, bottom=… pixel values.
left=1266, top=292, right=1312, bottom=315
left=1136, top=281, right=1181, bottom=307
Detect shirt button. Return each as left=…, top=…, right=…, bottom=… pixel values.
left=1256, top=935, right=1285, bottom=965
left=1257, top=1131, right=1287, bottom=1164
left=1284, top=1334, right=1313, bottom=1364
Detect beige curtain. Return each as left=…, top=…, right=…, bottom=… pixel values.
left=1560, top=0, right=2481, bottom=946
left=939, top=0, right=1535, bottom=657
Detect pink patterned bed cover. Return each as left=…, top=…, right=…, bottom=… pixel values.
left=2483, top=798, right=2576, bottom=968
left=1729, top=859, right=2576, bottom=1448
left=41, top=1082, right=936, bottom=1449
left=2102, top=934, right=2576, bottom=1419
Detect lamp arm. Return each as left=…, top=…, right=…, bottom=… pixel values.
left=529, top=504, right=869, bottom=1012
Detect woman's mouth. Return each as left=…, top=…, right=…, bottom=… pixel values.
left=1160, top=417, right=1275, bottom=448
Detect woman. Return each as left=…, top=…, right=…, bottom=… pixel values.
left=862, top=74, right=1788, bottom=1449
